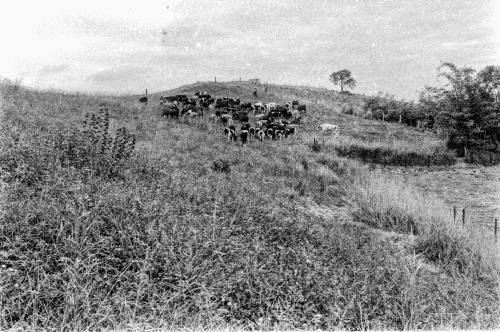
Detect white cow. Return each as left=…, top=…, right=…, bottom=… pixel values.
left=317, top=123, right=340, bottom=137
left=265, top=102, right=276, bottom=112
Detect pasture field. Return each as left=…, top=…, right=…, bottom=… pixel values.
left=0, top=80, right=498, bottom=330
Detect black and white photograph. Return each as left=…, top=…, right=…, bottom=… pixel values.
left=0, top=0, right=499, bottom=330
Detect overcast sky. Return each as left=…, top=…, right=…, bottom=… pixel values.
left=1, top=0, right=499, bottom=99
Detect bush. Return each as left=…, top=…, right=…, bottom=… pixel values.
left=211, top=159, right=231, bottom=173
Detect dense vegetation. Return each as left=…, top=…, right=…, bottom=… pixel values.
left=0, top=80, right=498, bottom=330
left=359, top=63, right=500, bottom=164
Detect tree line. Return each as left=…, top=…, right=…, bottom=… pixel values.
left=329, top=64, right=500, bottom=162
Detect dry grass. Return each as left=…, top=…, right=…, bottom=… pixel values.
left=0, top=80, right=498, bottom=330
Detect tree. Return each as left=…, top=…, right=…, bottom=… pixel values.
left=420, top=62, right=500, bottom=157
left=329, top=69, right=356, bottom=93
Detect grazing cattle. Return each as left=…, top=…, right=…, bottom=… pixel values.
left=162, top=108, right=179, bottom=119
left=241, top=123, right=250, bottom=131
left=240, top=102, right=253, bottom=111
left=139, top=96, right=148, bottom=103
left=252, top=102, right=264, bottom=112
left=317, top=123, right=339, bottom=136
left=224, top=127, right=236, bottom=142
left=240, top=130, right=249, bottom=145
left=257, top=130, right=265, bottom=141
left=297, top=104, right=306, bottom=113
left=290, top=109, right=301, bottom=122
left=249, top=127, right=255, bottom=136
left=285, top=127, right=296, bottom=138
left=239, top=113, right=249, bottom=123
left=266, top=128, right=274, bottom=139
left=255, top=120, right=268, bottom=128
left=268, top=110, right=281, bottom=118
left=185, top=110, right=199, bottom=118
left=254, top=114, right=265, bottom=120
left=215, top=99, right=229, bottom=109
left=265, top=102, right=276, bottom=112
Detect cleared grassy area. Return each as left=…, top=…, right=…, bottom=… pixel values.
left=0, top=81, right=498, bottom=330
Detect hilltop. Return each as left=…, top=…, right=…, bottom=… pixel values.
left=0, top=80, right=498, bottom=330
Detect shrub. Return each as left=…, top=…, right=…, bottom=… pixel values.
left=211, top=159, right=231, bottom=173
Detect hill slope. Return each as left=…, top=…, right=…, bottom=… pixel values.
left=0, top=80, right=497, bottom=330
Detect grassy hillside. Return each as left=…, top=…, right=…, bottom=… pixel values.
left=0, top=80, right=497, bottom=330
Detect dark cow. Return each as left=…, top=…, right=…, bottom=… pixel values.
left=139, top=96, right=148, bottom=103
left=285, top=127, right=296, bottom=137
left=275, top=106, right=288, bottom=116
left=215, top=99, right=229, bottom=109
left=297, top=104, right=307, bottom=113
left=162, top=107, right=179, bottom=119
left=241, top=123, right=250, bottom=131
left=268, top=110, right=281, bottom=118
left=240, top=130, right=249, bottom=145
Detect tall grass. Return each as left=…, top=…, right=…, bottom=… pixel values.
left=333, top=136, right=456, bottom=166
left=0, top=81, right=498, bottom=330
left=345, top=161, right=497, bottom=275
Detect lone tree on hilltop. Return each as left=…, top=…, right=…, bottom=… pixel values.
left=329, top=69, right=356, bottom=93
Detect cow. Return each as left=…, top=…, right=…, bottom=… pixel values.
left=266, top=128, right=274, bottom=139
left=257, top=129, right=265, bottom=141
left=240, top=130, right=249, bottom=145
left=268, top=110, right=281, bottom=118
left=221, top=114, right=232, bottom=125
left=139, top=96, right=148, bottom=103
left=265, top=102, right=276, bottom=112
left=297, top=104, right=306, bottom=113
left=285, top=127, right=296, bottom=138
left=224, top=127, right=236, bottom=142
left=290, top=109, right=301, bottom=123
left=162, top=108, right=179, bottom=119
left=317, top=123, right=339, bottom=136
left=185, top=110, right=199, bottom=118
left=252, top=102, right=264, bottom=113
left=215, top=99, right=230, bottom=109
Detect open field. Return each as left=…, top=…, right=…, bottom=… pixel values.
left=0, top=80, right=498, bottom=330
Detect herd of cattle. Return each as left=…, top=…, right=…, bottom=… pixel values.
left=158, top=91, right=320, bottom=144
left=157, top=91, right=340, bottom=144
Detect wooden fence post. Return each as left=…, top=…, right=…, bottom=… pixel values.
left=495, top=219, right=498, bottom=240
left=462, top=208, right=466, bottom=226
left=453, top=205, right=456, bottom=223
